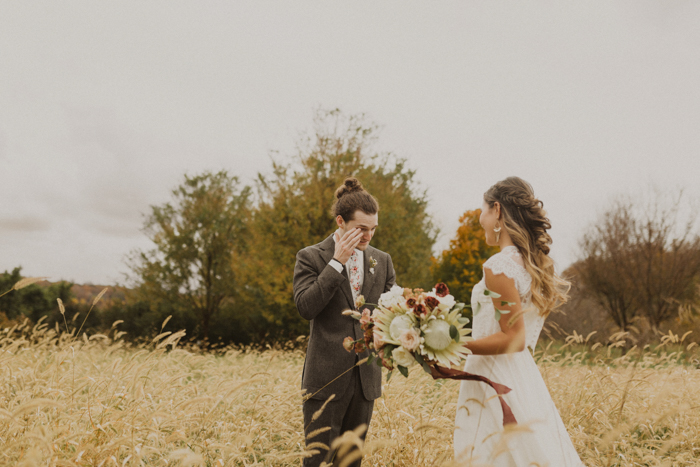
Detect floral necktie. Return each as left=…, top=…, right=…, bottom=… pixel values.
left=348, top=250, right=362, bottom=306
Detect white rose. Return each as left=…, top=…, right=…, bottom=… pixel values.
left=379, top=285, right=406, bottom=310
left=438, top=294, right=456, bottom=311
left=389, top=314, right=414, bottom=341
left=423, top=319, right=453, bottom=350
left=392, top=346, right=415, bottom=368
left=399, top=328, right=421, bottom=351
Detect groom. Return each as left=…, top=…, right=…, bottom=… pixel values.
left=293, top=178, right=396, bottom=467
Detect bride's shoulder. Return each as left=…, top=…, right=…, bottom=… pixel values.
left=483, top=252, right=510, bottom=270
left=483, top=247, right=526, bottom=278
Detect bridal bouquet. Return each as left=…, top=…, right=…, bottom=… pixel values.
left=342, top=283, right=517, bottom=425
left=343, top=283, right=473, bottom=379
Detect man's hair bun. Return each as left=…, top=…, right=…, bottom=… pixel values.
left=335, top=177, right=364, bottom=199
left=332, top=177, right=379, bottom=221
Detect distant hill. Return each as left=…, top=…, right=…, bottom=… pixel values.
left=37, top=280, right=130, bottom=307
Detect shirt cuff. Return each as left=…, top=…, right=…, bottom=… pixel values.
left=328, top=258, right=343, bottom=273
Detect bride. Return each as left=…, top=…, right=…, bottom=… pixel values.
left=454, top=177, right=584, bottom=466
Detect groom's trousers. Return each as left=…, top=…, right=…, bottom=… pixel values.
left=302, top=366, right=374, bottom=467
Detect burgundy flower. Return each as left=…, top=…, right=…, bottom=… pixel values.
left=435, top=283, right=449, bottom=297
left=406, top=298, right=417, bottom=309
left=414, top=304, right=427, bottom=317
left=425, top=296, right=440, bottom=311
left=354, top=341, right=367, bottom=354
left=364, top=329, right=373, bottom=346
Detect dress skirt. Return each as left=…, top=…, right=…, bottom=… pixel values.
left=454, top=350, right=584, bottom=466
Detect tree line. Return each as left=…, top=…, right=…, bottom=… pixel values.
left=112, top=109, right=440, bottom=344
left=567, top=189, right=700, bottom=340
left=2, top=110, right=699, bottom=345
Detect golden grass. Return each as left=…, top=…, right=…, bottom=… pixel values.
left=1, top=319, right=700, bottom=466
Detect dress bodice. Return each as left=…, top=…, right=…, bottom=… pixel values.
left=470, top=246, right=544, bottom=351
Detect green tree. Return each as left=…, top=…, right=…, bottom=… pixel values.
left=0, top=267, right=26, bottom=320
left=430, top=209, right=499, bottom=307
left=0, top=267, right=83, bottom=329
left=128, top=171, right=252, bottom=340
left=239, top=109, right=436, bottom=340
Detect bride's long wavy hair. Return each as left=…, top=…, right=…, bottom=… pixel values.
left=484, top=177, right=570, bottom=317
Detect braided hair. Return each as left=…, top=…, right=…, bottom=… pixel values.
left=484, top=177, right=570, bottom=316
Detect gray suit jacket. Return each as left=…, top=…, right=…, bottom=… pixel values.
left=294, top=234, right=396, bottom=401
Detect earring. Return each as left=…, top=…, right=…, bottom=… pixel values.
left=494, top=221, right=502, bottom=243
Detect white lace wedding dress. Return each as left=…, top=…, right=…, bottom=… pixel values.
left=454, top=246, right=584, bottom=466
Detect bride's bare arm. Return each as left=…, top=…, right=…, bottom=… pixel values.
left=463, top=268, right=526, bottom=355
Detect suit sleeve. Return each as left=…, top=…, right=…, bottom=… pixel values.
left=384, top=253, right=397, bottom=292
left=293, top=248, right=346, bottom=321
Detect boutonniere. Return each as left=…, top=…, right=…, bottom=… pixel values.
left=369, top=256, right=377, bottom=274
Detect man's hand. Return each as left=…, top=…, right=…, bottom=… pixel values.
left=333, top=228, right=363, bottom=264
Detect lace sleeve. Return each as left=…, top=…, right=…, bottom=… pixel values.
left=482, top=253, right=531, bottom=297
left=483, top=254, right=521, bottom=281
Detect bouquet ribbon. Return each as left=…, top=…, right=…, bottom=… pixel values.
left=429, top=364, right=517, bottom=425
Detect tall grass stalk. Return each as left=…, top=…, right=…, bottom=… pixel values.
left=1, top=320, right=700, bottom=465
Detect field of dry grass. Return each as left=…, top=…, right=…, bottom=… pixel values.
left=1, top=318, right=700, bottom=466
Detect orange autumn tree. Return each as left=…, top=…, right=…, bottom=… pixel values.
left=431, top=209, right=499, bottom=311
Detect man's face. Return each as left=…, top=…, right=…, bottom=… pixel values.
left=337, top=211, right=379, bottom=251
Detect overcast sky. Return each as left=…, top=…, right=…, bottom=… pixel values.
left=1, top=2, right=699, bottom=285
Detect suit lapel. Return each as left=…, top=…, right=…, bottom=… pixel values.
left=339, top=268, right=355, bottom=309
left=360, top=246, right=376, bottom=300
left=319, top=234, right=355, bottom=309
